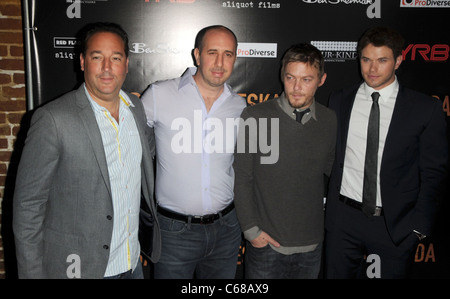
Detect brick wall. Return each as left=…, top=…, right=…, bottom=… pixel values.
left=0, top=0, right=26, bottom=279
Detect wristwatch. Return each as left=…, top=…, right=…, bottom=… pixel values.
left=413, top=230, right=427, bottom=241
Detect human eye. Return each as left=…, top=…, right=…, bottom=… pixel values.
left=285, top=75, right=294, bottom=81
left=225, top=51, right=235, bottom=57
left=90, top=52, right=102, bottom=61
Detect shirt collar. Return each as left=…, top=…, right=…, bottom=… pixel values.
left=179, top=67, right=197, bottom=90
left=178, top=66, right=232, bottom=97
left=83, top=83, right=134, bottom=112
left=278, top=92, right=317, bottom=120
left=363, top=76, right=399, bottom=103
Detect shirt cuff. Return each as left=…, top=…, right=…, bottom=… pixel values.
left=243, top=226, right=262, bottom=241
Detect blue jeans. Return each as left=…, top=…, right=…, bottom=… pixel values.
left=244, top=242, right=322, bottom=279
left=154, top=209, right=242, bottom=279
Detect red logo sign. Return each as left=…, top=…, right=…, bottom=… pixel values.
left=403, top=44, right=449, bottom=62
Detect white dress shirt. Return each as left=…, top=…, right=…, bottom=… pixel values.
left=340, top=78, right=399, bottom=206
left=141, top=67, right=246, bottom=216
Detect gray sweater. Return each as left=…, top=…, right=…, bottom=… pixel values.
left=233, top=96, right=337, bottom=247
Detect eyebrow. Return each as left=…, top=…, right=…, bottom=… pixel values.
left=361, top=56, right=389, bottom=60
left=88, top=50, right=124, bottom=56
left=284, top=72, right=315, bottom=78
left=207, top=48, right=235, bottom=54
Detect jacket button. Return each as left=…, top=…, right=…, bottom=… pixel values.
left=103, top=245, right=109, bottom=250
left=106, top=215, right=112, bottom=220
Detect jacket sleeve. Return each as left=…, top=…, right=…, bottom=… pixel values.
left=13, top=107, right=59, bottom=278
left=415, top=98, right=448, bottom=236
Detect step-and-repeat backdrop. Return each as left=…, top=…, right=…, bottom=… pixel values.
left=22, top=0, right=450, bottom=278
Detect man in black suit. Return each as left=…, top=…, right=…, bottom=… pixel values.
left=325, top=27, right=448, bottom=278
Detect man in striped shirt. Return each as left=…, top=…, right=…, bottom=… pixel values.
left=13, top=22, right=160, bottom=279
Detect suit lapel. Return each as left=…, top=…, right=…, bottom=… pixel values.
left=339, top=84, right=360, bottom=153
left=127, top=94, right=155, bottom=209
left=75, top=85, right=112, bottom=197
left=74, top=87, right=154, bottom=208
left=381, top=85, right=407, bottom=168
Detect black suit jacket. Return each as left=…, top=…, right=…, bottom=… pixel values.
left=325, top=83, right=448, bottom=245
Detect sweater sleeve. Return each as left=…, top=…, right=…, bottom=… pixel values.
left=325, top=110, right=337, bottom=177
left=233, top=108, right=260, bottom=232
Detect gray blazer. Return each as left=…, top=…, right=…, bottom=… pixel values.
left=12, top=85, right=161, bottom=278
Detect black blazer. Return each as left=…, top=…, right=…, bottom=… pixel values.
left=325, top=83, right=448, bottom=245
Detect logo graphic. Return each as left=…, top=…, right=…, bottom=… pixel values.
left=66, top=0, right=81, bottom=18
left=145, top=0, right=196, bottom=3
left=400, top=0, right=450, bottom=7
left=66, top=254, right=81, bottom=278
left=53, top=37, right=78, bottom=60
left=302, top=0, right=381, bottom=18
left=237, top=43, right=277, bottom=58
left=311, top=41, right=358, bottom=62
left=366, top=254, right=381, bottom=278
left=170, top=110, right=280, bottom=164
left=403, top=44, right=449, bottom=61
left=66, top=0, right=108, bottom=18
left=303, top=0, right=373, bottom=3
left=130, top=43, right=183, bottom=54
left=401, top=0, right=414, bottom=5
left=367, top=0, right=381, bottom=18
left=54, top=37, right=79, bottom=48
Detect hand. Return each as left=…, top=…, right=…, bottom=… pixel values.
left=250, top=231, right=280, bottom=248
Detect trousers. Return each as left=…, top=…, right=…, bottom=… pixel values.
left=244, top=242, right=322, bottom=279
left=154, top=209, right=242, bottom=279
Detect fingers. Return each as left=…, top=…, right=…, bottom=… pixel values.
left=263, top=233, right=280, bottom=248
left=250, top=231, right=280, bottom=248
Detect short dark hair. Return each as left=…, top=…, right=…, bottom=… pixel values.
left=194, top=25, right=238, bottom=53
left=281, top=43, right=325, bottom=81
left=357, top=26, right=405, bottom=59
left=80, top=22, right=129, bottom=57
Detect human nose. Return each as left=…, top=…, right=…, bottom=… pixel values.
left=293, top=79, right=302, bottom=91
left=369, top=61, right=377, bottom=72
left=215, top=53, right=224, bottom=67
left=102, top=58, right=112, bottom=72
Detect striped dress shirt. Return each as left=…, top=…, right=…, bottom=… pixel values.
left=84, top=85, right=142, bottom=277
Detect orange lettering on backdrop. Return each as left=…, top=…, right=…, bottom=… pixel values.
left=238, top=93, right=279, bottom=106
left=415, top=243, right=436, bottom=263
left=434, top=95, right=450, bottom=116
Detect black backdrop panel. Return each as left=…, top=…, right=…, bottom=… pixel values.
left=23, top=0, right=450, bottom=278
